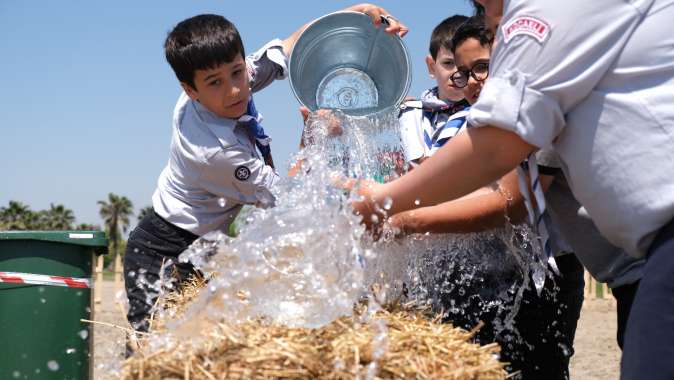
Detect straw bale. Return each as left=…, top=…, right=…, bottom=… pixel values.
left=121, top=280, right=506, bottom=380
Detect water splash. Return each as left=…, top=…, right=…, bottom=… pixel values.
left=116, top=106, right=564, bottom=377
left=161, top=109, right=409, bottom=340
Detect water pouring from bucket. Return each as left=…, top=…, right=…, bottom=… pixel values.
left=128, top=9, right=416, bottom=359
left=289, top=11, right=412, bottom=116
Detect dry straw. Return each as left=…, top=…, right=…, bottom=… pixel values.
left=122, top=279, right=506, bottom=380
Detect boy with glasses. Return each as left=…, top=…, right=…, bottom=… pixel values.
left=398, top=15, right=469, bottom=167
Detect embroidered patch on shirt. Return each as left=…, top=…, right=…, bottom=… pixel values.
left=234, top=166, right=251, bottom=181
left=502, top=16, right=550, bottom=44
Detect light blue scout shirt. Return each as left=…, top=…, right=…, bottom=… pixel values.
left=468, top=0, right=674, bottom=258
left=152, top=39, right=288, bottom=236
left=537, top=150, right=644, bottom=288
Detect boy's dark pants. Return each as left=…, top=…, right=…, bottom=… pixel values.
left=124, top=211, right=199, bottom=333
left=508, top=254, right=584, bottom=380
left=612, top=280, right=640, bottom=349
left=441, top=253, right=584, bottom=380
left=622, top=218, right=674, bottom=380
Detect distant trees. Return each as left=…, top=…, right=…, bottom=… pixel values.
left=0, top=201, right=84, bottom=230
left=0, top=196, right=139, bottom=234
left=42, top=203, right=76, bottom=230
left=75, top=223, right=101, bottom=231
left=0, top=201, right=36, bottom=230
left=97, top=193, right=133, bottom=260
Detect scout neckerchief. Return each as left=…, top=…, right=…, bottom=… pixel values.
left=516, top=153, right=560, bottom=292
left=238, top=97, right=274, bottom=168
left=403, top=87, right=470, bottom=156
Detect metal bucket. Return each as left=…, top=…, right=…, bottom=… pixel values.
left=289, top=11, right=412, bottom=116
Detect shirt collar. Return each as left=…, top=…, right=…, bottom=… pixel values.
left=190, top=98, right=238, bottom=128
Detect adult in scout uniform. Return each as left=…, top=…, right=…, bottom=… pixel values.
left=352, top=1, right=674, bottom=378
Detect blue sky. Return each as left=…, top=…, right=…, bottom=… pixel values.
left=0, top=0, right=473, bottom=230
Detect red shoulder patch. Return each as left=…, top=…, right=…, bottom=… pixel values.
left=501, top=16, right=550, bottom=44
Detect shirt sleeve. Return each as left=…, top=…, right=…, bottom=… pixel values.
left=535, top=149, right=562, bottom=175
left=468, top=0, right=652, bottom=148
left=199, top=144, right=280, bottom=209
left=246, top=39, right=289, bottom=93
left=398, top=106, right=427, bottom=162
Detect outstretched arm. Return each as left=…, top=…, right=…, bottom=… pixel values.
left=352, top=126, right=537, bottom=229
left=389, top=170, right=555, bottom=234
left=282, top=3, right=409, bottom=56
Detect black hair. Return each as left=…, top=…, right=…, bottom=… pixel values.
left=450, top=15, right=493, bottom=54
left=429, top=15, right=469, bottom=60
left=471, top=1, right=485, bottom=16
left=164, top=14, right=245, bottom=89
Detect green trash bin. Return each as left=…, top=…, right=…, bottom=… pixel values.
left=0, top=231, right=108, bottom=380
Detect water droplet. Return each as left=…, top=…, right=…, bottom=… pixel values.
left=12, top=371, right=20, bottom=378
left=40, top=298, right=46, bottom=304
left=370, top=214, right=379, bottom=224
left=414, top=198, right=421, bottom=206
left=78, top=329, right=88, bottom=340
left=382, top=196, right=393, bottom=211
left=47, top=360, right=59, bottom=371
left=66, top=348, right=76, bottom=354
left=218, top=198, right=226, bottom=207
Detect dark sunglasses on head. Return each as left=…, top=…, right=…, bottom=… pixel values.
left=450, top=61, right=490, bottom=88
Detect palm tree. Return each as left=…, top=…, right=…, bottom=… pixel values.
left=40, top=203, right=75, bottom=230
left=97, top=193, right=133, bottom=259
left=0, top=201, right=39, bottom=230
left=137, top=206, right=153, bottom=222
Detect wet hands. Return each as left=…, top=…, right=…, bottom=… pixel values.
left=387, top=210, right=420, bottom=236
left=335, top=177, right=388, bottom=232
left=299, top=107, right=345, bottom=147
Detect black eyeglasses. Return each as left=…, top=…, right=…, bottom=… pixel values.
left=450, top=61, right=490, bottom=88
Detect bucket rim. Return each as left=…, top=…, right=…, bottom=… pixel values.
left=288, top=10, right=412, bottom=115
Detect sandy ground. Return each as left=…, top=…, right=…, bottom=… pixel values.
left=92, top=281, right=620, bottom=379
left=569, top=297, right=621, bottom=380
left=92, top=281, right=127, bottom=379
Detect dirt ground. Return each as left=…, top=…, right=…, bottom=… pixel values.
left=92, top=281, right=620, bottom=379
left=569, top=297, right=621, bottom=379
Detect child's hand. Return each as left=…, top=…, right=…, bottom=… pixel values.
left=300, top=106, right=311, bottom=124
left=388, top=209, right=427, bottom=236
left=346, top=4, right=409, bottom=37
left=300, top=107, right=345, bottom=147
left=334, top=177, right=387, bottom=231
